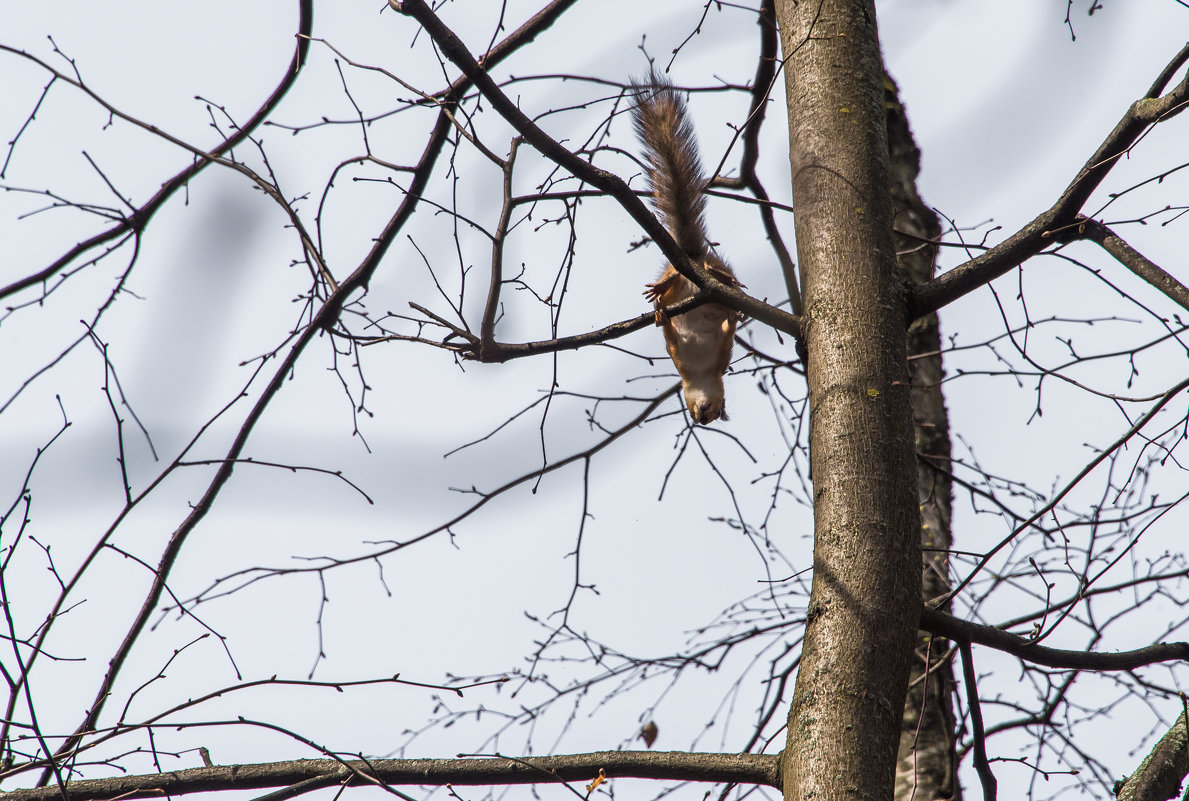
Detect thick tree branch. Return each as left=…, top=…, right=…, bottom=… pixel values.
left=921, top=607, right=1189, bottom=671
left=1115, top=709, right=1189, bottom=801
left=396, top=0, right=802, bottom=341
left=1, top=752, right=781, bottom=801
left=1076, top=215, right=1189, bottom=314
left=911, top=42, right=1189, bottom=320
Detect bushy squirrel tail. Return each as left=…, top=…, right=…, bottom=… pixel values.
left=632, top=75, right=710, bottom=262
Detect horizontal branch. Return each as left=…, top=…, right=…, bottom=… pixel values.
left=921, top=607, right=1189, bottom=671
left=1, top=752, right=781, bottom=801
left=472, top=307, right=658, bottom=362
left=415, top=293, right=720, bottom=363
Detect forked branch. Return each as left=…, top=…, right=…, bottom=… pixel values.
left=921, top=607, right=1189, bottom=671
left=911, top=42, right=1189, bottom=319
left=396, top=0, right=802, bottom=341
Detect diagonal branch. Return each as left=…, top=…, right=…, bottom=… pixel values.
left=36, top=0, right=588, bottom=783
left=958, top=641, right=997, bottom=801
left=1115, top=707, right=1189, bottom=801
left=395, top=0, right=802, bottom=341
left=28, top=1, right=314, bottom=781
left=911, top=42, right=1189, bottom=320
left=1076, top=215, right=1189, bottom=314
left=942, top=372, right=1189, bottom=601
left=328, top=0, right=585, bottom=315
left=0, top=4, right=314, bottom=303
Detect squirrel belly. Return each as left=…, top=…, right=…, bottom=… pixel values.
left=645, top=263, right=738, bottom=424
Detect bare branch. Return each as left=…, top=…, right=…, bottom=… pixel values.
left=958, top=641, right=998, bottom=801
left=396, top=0, right=802, bottom=341
left=944, top=372, right=1189, bottom=600
left=922, top=607, right=1189, bottom=671
left=1077, top=216, right=1189, bottom=314
left=711, top=0, right=802, bottom=317
left=0, top=1, right=314, bottom=303
left=912, top=42, right=1189, bottom=319
left=2, top=752, right=781, bottom=801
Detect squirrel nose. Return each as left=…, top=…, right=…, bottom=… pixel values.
left=693, top=401, right=715, bottom=424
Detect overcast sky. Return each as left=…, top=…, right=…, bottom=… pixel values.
left=2, top=2, right=1188, bottom=799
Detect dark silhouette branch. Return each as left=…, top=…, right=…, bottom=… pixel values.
left=32, top=0, right=589, bottom=783
left=395, top=0, right=802, bottom=341
left=1076, top=216, right=1189, bottom=314
left=0, top=1, right=314, bottom=303
left=959, top=641, right=998, bottom=801
left=2, top=752, right=781, bottom=801
left=922, top=607, right=1189, bottom=671
left=24, top=2, right=315, bottom=781
left=180, top=383, right=679, bottom=607
left=911, top=41, right=1189, bottom=320
left=328, top=0, right=585, bottom=315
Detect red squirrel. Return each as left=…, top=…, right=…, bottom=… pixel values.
left=633, top=77, right=740, bottom=425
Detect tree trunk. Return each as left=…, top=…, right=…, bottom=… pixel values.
left=885, top=76, right=962, bottom=801
left=776, top=2, right=923, bottom=800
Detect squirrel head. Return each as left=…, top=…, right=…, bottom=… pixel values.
left=683, top=380, right=727, bottom=425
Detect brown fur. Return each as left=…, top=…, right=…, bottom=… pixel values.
left=634, top=76, right=739, bottom=424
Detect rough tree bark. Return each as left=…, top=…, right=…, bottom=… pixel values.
left=776, top=2, right=923, bottom=800
left=885, top=77, right=961, bottom=801
left=1116, top=710, right=1189, bottom=801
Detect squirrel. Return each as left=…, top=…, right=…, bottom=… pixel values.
left=633, top=76, right=741, bottom=425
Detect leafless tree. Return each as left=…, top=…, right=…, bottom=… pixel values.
left=2, top=2, right=1188, bottom=801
